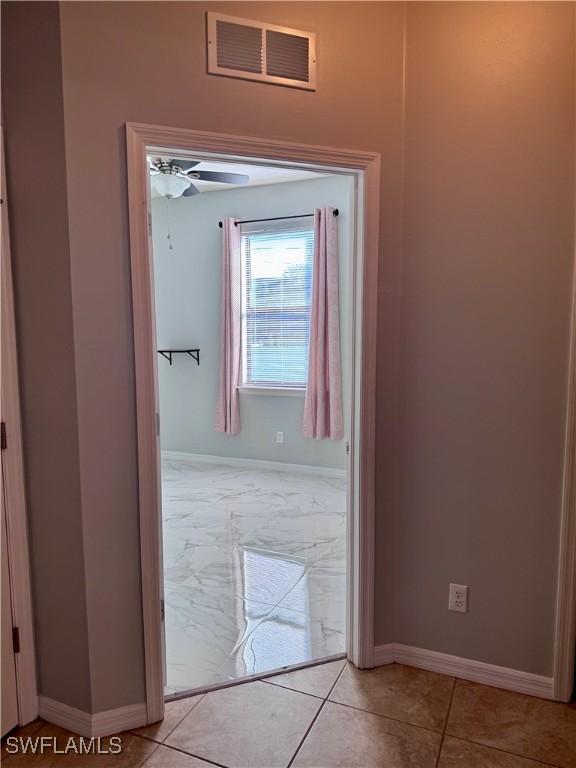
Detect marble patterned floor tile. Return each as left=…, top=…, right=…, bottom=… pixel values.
left=162, top=460, right=346, bottom=576
left=292, top=701, right=441, bottom=768
left=161, top=458, right=347, bottom=692
left=219, top=603, right=346, bottom=680
left=329, top=663, right=454, bottom=731
left=164, top=585, right=274, bottom=692
left=232, top=545, right=307, bottom=606
left=278, top=563, right=347, bottom=629
left=230, top=510, right=346, bottom=568
left=132, top=695, right=203, bottom=743
left=165, top=680, right=322, bottom=768
left=265, top=658, right=346, bottom=698
left=438, top=737, right=557, bottom=767
left=446, top=680, right=576, bottom=768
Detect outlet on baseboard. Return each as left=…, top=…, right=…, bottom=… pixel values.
left=276, top=431, right=284, bottom=444
left=448, top=583, right=468, bottom=613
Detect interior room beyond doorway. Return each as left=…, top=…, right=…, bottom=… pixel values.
left=149, top=158, right=355, bottom=695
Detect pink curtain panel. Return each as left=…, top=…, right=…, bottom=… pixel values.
left=303, top=207, right=344, bottom=440
left=215, top=218, right=241, bottom=435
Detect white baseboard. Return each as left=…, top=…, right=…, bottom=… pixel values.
left=372, top=644, right=395, bottom=666
left=39, top=696, right=147, bottom=737
left=161, top=450, right=346, bottom=479
left=373, top=644, right=555, bottom=700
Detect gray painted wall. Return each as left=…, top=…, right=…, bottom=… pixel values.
left=1, top=1, right=92, bottom=712
left=152, top=176, right=354, bottom=469
left=388, top=0, right=575, bottom=676
left=2, top=0, right=574, bottom=714
left=31, top=0, right=405, bottom=713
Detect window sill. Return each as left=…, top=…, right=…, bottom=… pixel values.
left=238, top=386, right=306, bottom=397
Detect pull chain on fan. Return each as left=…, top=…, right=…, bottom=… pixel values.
left=166, top=202, right=173, bottom=251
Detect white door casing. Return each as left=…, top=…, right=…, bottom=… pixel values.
left=1, top=485, right=18, bottom=736
left=126, top=123, right=381, bottom=724
left=1, top=131, right=38, bottom=727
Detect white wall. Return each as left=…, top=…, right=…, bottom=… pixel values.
left=152, top=175, right=354, bottom=470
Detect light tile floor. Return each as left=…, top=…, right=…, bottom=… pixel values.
left=3, top=662, right=575, bottom=767
left=161, top=458, right=347, bottom=693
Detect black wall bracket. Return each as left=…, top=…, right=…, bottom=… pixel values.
left=158, top=349, right=200, bottom=366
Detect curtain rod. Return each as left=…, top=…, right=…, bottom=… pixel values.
left=218, top=210, right=339, bottom=228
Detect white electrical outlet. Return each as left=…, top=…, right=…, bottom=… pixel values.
left=448, top=583, right=468, bottom=613
left=276, top=431, right=284, bottom=444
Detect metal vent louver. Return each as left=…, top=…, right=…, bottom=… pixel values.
left=216, top=20, right=263, bottom=74
left=207, top=13, right=316, bottom=91
left=266, top=30, right=309, bottom=82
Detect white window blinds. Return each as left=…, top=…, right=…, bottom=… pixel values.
left=241, top=219, right=314, bottom=388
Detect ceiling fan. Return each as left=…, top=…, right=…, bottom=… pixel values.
left=149, top=158, right=249, bottom=199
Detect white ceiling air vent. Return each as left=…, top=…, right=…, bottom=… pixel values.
left=207, top=12, right=316, bottom=91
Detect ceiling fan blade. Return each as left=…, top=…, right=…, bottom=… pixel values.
left=189, top=171, right=250, bottom=185
left=170, top=159, right=200, bottom=172
left=181, top=183, right=201, bottom=197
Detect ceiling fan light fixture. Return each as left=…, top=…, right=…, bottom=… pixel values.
left=153, top=173, right=191, bottom=199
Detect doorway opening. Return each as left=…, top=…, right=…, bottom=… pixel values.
left=148, top=155, right=354, bottom=696
left=126, top=123, right=380, bottom=724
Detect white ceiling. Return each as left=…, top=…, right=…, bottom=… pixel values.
left=148, top=156, right=328, bottom=197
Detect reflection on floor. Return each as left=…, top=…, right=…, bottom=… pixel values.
left=161, top=457, right=347, bottom=693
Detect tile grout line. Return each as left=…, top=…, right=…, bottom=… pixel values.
left=130, top=669, right=569, bottom=768
left=319, top=698, right=448, bottom=737
left=434, top=677, right=457, bottom=768
left=140, top=667, right=348, bottom=768
left=169, top=662, right=454, bottom=745
left=438, top=677, right=567, bottom=768
left=166, top=652, right=347, bottom=704
left=261, top=655, right=347, bottom=699
left=139, top=741, right=162, bottom=768
left=131, top=693, right=206, bottom=745
left=141, top=739, right=229, bottom=768
left=441, top=732, right=566, bottom=768
left=260, top=679, right=324, bottom=700
left=286, top=661, right=348, bottom=768
left=139, top=664, right=342, bottom=768
left=143, top=649, right=573, bottom=768
left=167, top=693, right=206, bottom=741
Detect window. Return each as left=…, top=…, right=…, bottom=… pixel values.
left=241, top=220, right=314, bottom=388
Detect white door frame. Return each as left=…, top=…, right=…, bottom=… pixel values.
left=553, top=254, right=576, bottom=703
left=126, top=122, right=381, bottom=724
left=1, top=134, right=38, bottom=726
